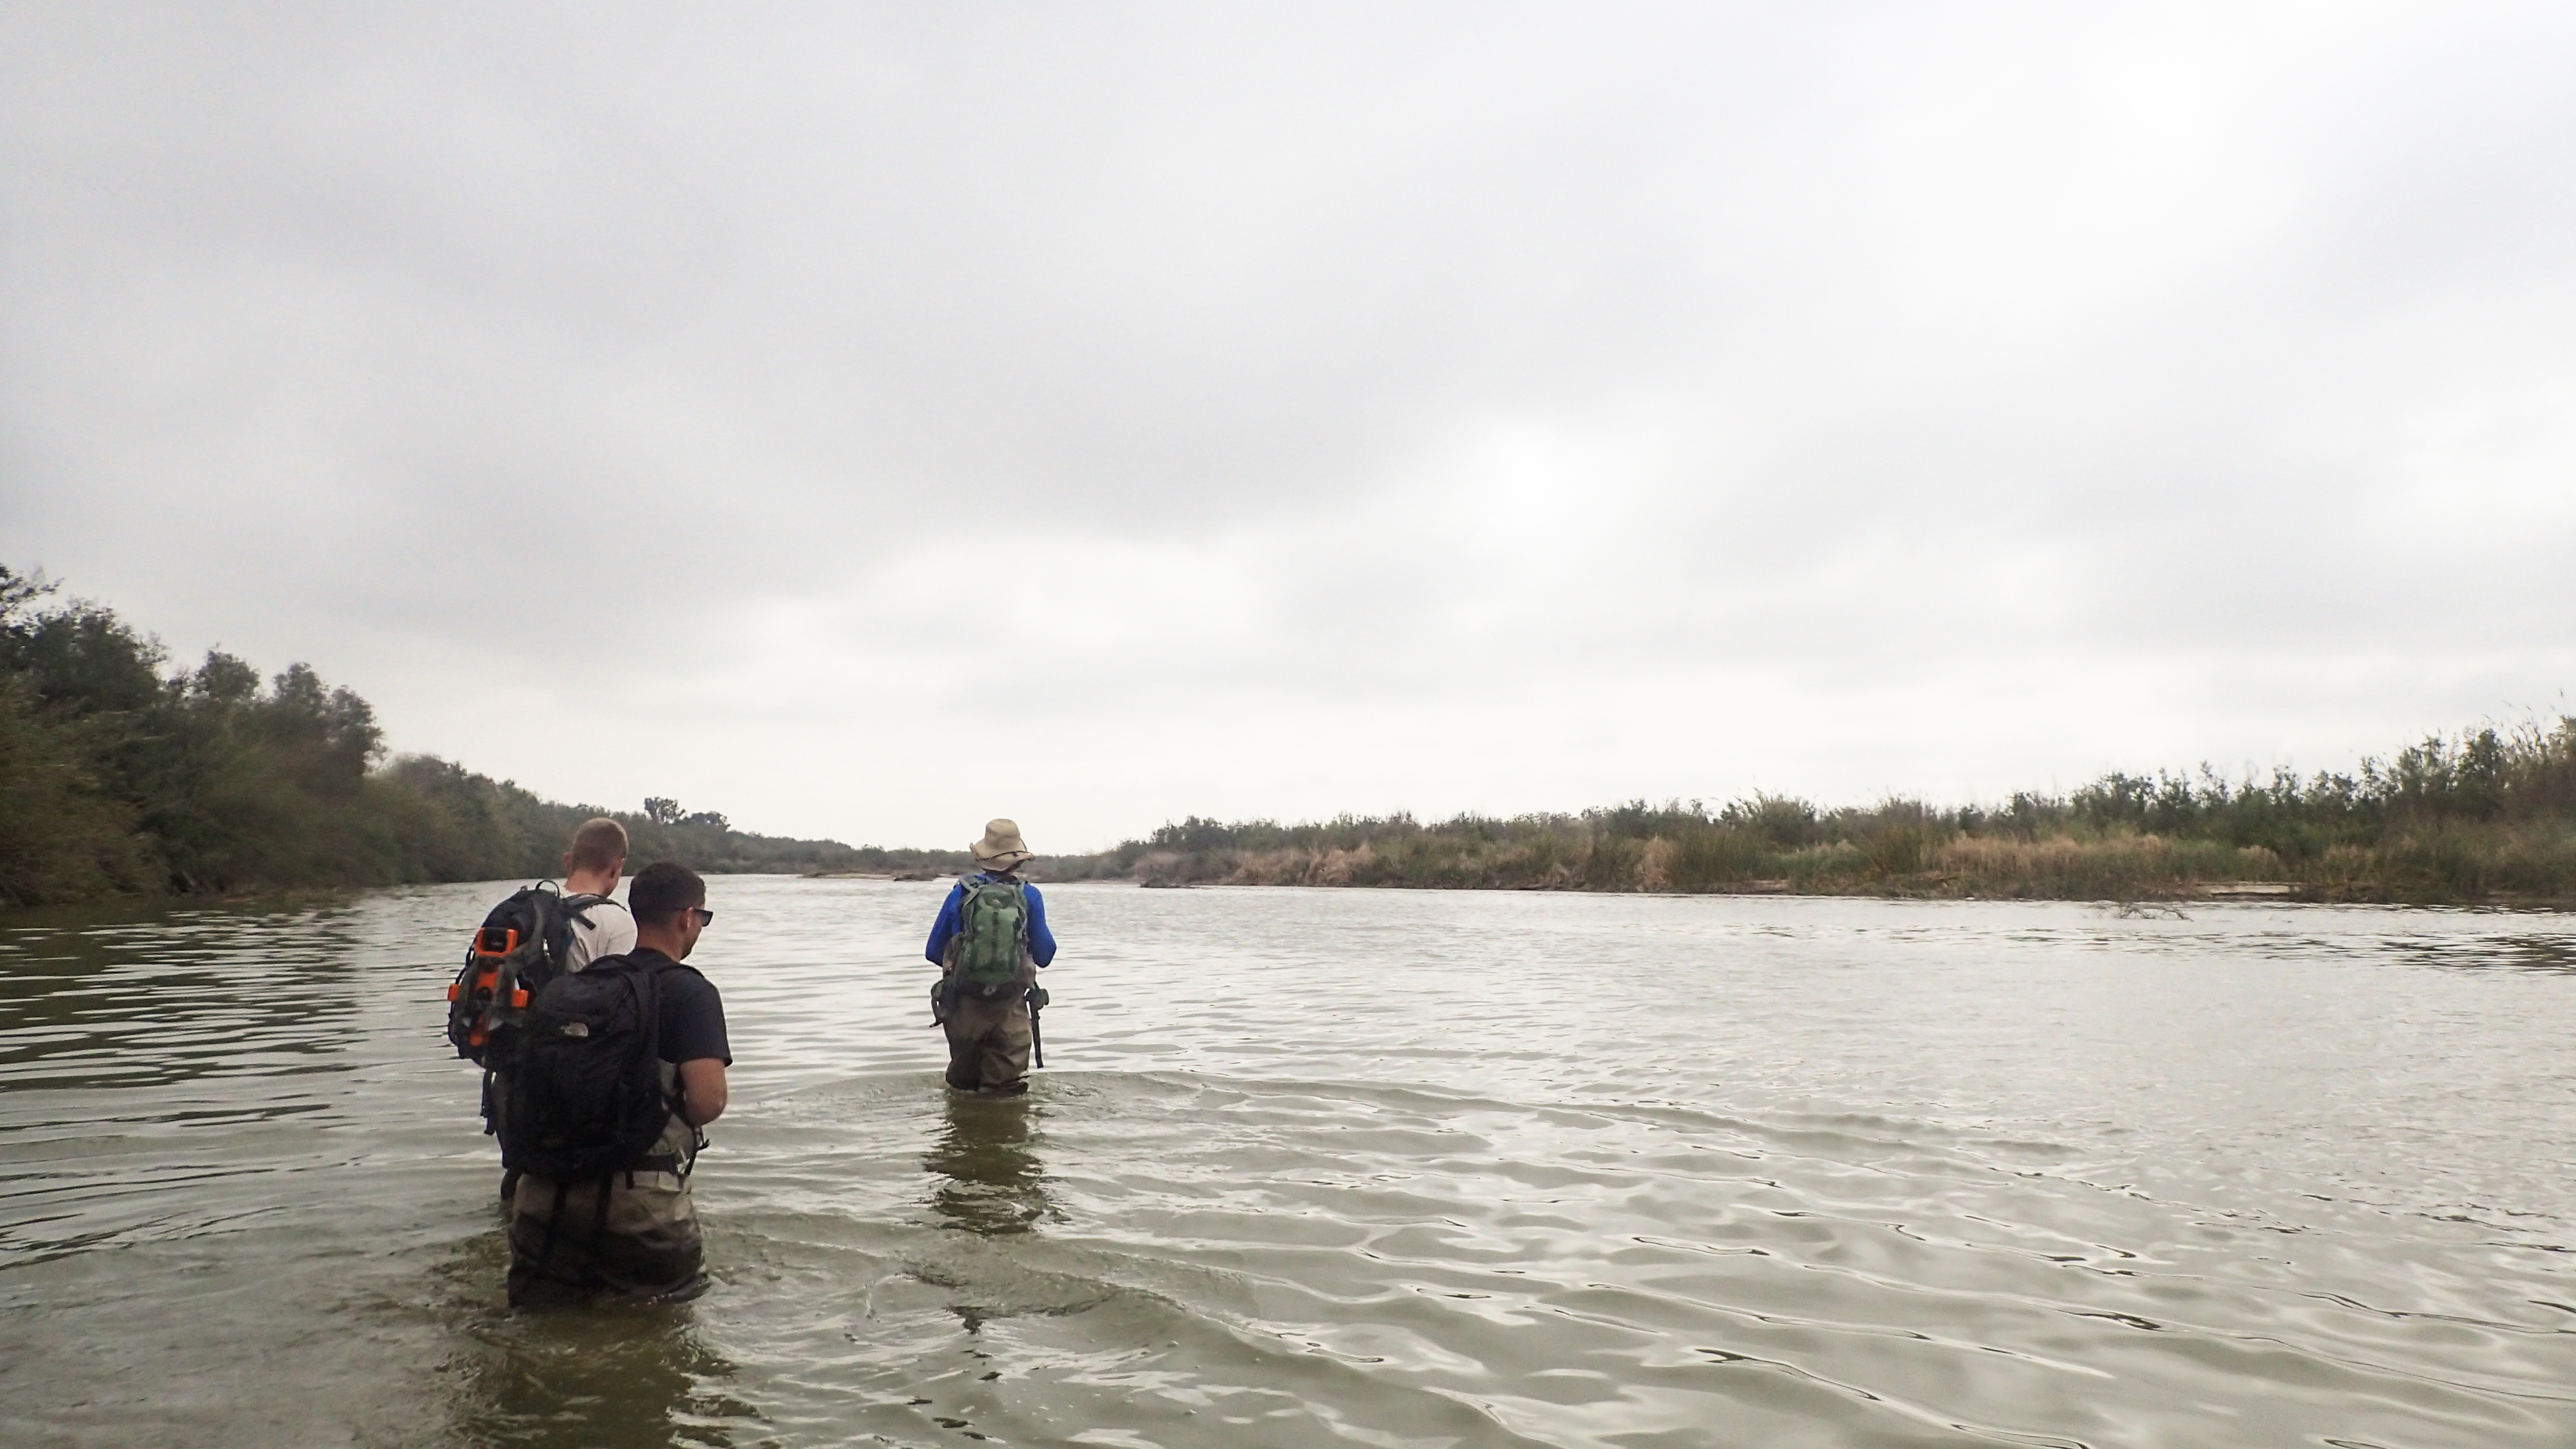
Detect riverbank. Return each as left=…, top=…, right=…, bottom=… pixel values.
left=1071, top=828, right=2576, bottom=905
left=1013, top=723, right=2576, bottom=906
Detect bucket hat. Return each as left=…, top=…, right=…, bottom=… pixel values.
left=973, top=818, right=1033, bottom=869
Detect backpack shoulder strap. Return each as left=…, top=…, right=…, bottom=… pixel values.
left=633, top=954, right=668, bottom=1047
left=522, top=886, right=580, bottom=969
left=520, top=880, right=564, bottom=923
left=631, top=957, right=685, bottom=1119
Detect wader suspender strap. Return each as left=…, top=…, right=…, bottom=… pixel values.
left=529, top=1177, right=613, bottom=1293
left=606, top=962, right=659, bottom=1245
left=591, top=1168, right=615, bottom=1252
left=533, top=1179, right=572, bottom=1287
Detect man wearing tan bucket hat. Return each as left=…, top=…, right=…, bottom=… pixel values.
left=922, top=819, right=1059, bottom=1095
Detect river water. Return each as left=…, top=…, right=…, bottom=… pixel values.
left=2, top=878, right=2572, bottom=1448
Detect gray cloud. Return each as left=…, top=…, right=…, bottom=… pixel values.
left=7, top=2, right=2574, bottom=847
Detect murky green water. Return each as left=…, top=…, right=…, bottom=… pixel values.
left=3, top=879, right=2572, bottom=1448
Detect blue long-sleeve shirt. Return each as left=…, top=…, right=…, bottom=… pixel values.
left=924, top=873, right=1057, bottom=969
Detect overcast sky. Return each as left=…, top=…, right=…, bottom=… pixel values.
left=6, top=3, right=2574, bottom=850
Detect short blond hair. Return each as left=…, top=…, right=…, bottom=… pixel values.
left=567, top=817, right=630, bottom=873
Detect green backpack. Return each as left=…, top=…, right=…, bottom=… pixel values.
left=949, top=875, right=1031, bottom=1000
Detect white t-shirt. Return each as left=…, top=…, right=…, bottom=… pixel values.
left=565, top=894, right=637, bottom=970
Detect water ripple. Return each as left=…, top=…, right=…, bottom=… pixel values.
left=1, top=881, right=2571, bottom=1447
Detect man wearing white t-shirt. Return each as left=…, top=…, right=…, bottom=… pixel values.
left=560, top=817, right=636, bottom=968
left=493, top=817, right=637, bottom=1206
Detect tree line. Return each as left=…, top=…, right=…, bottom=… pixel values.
left=0, top=567, right=869, bottom=907
left=13, top=563, right=2572, bottom=908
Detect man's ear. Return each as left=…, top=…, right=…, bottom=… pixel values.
left=561, top=852, right=576, bottom=875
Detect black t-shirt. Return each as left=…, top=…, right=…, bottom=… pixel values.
left=625, top=947, right=730, bottom=1066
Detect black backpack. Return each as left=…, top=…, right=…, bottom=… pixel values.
left=445, top=884, right=607, bottom=1066
left=498, top=954, right=677, bottom=1182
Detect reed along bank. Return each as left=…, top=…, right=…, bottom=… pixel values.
left=1046, top=727, right=2576, bottom=906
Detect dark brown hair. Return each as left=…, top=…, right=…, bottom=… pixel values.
left=567, top=817, right=630, bottom=873
left=628, top=862, right=706, bottom=927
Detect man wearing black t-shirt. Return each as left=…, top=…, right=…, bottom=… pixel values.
left=506, top=862, right=731, bottom=1307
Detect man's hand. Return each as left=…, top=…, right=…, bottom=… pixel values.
left=678, top=1058, right=728, bottom=1126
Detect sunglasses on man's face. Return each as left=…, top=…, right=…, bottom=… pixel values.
left=689, top=907, right=714, bottom=926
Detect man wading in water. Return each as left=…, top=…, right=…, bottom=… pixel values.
left=560, top=817, right=638, bottom=968
left=503, top=862, right=729, bottom=1306
left=494, top=818, right=636, bottom=1203
left=926, top=820, right=1057, bottom=1096
left=456, top=818, right=640, bottom=1206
